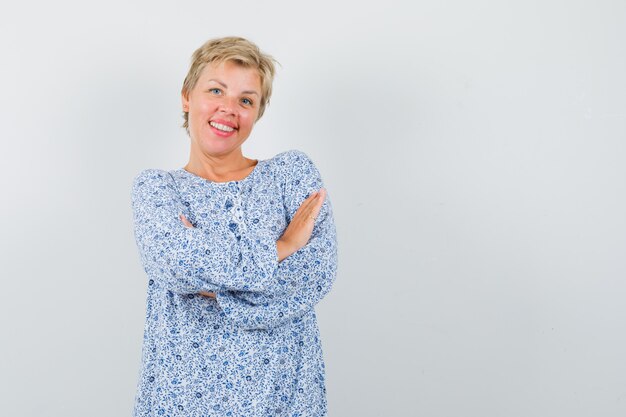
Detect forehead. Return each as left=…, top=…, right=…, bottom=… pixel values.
left=198, top=60, right=261, bottom=88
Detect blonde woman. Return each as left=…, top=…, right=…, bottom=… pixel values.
left=131, top=36, right=338, bottom=416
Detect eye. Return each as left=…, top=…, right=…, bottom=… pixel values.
left=208, top=88, right=221, bottom=94
left=241, top=97, right=253, bottom=106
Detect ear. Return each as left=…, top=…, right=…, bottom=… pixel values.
left=181, top=91, right=190, bottom=112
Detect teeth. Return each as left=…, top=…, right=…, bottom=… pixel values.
left=210, top=121, right=234, bottom=132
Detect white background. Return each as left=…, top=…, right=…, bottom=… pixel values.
left=1, top=1, right=625, bottom=416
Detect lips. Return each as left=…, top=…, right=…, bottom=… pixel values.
left=209, top=119, right=237, bottom=131
left=208, top=118, right=237, bottom=137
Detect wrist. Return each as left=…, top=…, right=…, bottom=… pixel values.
left=276, top=239, right=297, bottom=262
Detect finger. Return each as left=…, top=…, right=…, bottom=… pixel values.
left=179, top=214, right=194, bottom=228
left=300, top=191, right=319, bottom=208
left=198, top=291, right=215, bottom=298
left=310, top=189, right=326, bottom=217
left=290, top=190, right=325, bottom=225
left=315, top=188, right=326, bottom=202
left=293, top=192, right=319, bottom=217
left=302, top=189, right=325, bottom=209
left=299, top=189, right=325, bottom=214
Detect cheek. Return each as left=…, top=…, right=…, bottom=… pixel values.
left=241, top=111, right=258, bottom=128
left=191, top=100, right=216, bottom=118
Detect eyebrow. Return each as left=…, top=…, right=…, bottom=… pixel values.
left=207, top=78, right=259, bottom=96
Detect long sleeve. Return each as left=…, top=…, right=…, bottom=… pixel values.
left=216, top=150, right=338, bottom=330
left=131, top=169, right=279, bottom=295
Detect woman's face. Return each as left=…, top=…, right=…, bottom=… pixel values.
left=182, top=60, right=262, bottom=158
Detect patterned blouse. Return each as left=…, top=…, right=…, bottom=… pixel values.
left=130, top=149, right=338, bottom=416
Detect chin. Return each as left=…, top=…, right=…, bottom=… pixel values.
left=200, top=141, right=238, bottom=155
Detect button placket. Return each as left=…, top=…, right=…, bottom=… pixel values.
left=227, top=182, right=247, bottom=235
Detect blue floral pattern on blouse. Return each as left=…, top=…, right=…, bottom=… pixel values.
left=131, top=149, right=338, bottom=416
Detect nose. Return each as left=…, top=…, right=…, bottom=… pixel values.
left=218, top=96, right=237, bottom=115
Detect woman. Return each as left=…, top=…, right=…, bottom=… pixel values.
left=131, top=36, right=338, bottom=416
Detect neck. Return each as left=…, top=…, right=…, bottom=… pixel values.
left=184, top=149, right=257, bottom=182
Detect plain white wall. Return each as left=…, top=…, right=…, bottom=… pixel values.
left=1, top=1, right=625, bottom=416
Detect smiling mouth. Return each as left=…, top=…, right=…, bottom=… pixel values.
left=209, top=121, right=236, bottom=132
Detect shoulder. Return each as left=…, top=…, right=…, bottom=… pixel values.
left=131, top=168, right=174, bottom=196
left=266, top=150, right=326, bottom=203
left=272, top=148, right=313, bottom=165
left=268, top=149, right=320, bottom=180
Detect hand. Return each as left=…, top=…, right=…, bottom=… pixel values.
left=198, top=291, right=216, bottom=299
left=278, top=188, right=326, bottom=257
left=179, top=213, right=193, bottom=228
left=179, top=186, right=326, bottom=296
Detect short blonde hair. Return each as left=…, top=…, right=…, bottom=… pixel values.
left=181, top=36, right=279, bottom=133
